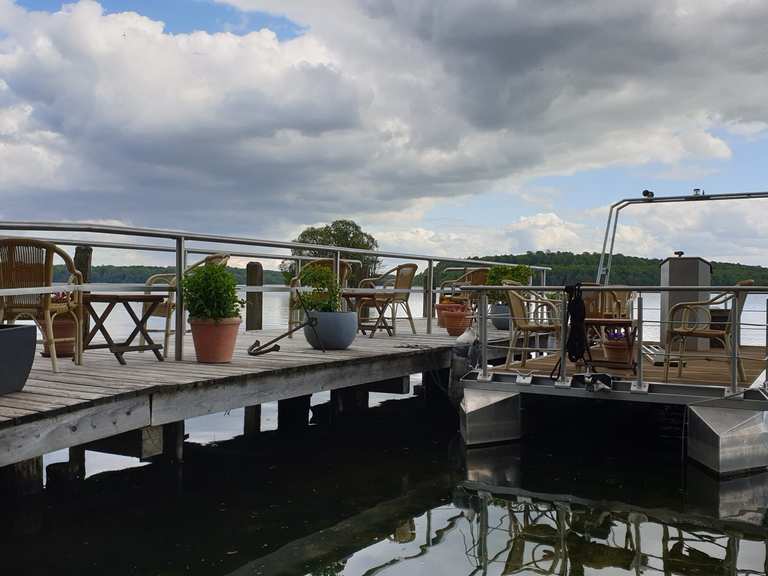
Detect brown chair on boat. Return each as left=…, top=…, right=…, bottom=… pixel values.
left=663, top=280, right=752, bottom=383
left=140, top=253, right=230, bottom=357
left=0, top=238, right=83, bottom=371
left=356, top=263, right=418, bottom=336
left=440, top=267, right=489, bottom=309
left=288, top=258, right=352, bottom=335
left=502, top=281, right=561, bottom=369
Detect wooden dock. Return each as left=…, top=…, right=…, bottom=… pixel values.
left=0, top=319, right=507, bottom=471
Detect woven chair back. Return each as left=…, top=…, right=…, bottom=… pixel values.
left=0, top=238, right=55, bottom=309
left=298, top=259, right=352, bottom=287
left=393, top=263, right=418, bottom=302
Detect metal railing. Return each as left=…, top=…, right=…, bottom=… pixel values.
left=0, top=220, right=551, bottom=360
left=464, top=284, right=768, bottom=393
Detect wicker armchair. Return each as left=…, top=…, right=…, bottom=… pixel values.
left=288, top=259, right=352, bottom=335
left=357, top=263, right=418, bottom=336
left=140, top=253, right=230, bottom=357
left=440, top=268, right=489, bottom=308
left=664, top=280, right=752, bottom=383
left=502, top=281, right=561, bottom=369
left=0, top=238, right=83, bottom=372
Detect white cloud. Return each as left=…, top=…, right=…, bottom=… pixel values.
left=1, top=0, right=768, bottom=263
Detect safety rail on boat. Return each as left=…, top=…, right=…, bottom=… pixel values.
left=0, top=220, right=551, bottom=359
left=461, top=284, right=768, bottom=394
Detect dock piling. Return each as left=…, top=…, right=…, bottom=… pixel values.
left=246, top=262, right=263, bottom=331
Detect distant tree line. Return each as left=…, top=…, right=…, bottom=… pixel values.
left=414, top=251, right=768, bottom=286
left=53, top=251, right=768, bottom=288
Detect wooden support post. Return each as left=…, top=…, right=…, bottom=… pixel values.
left=74, top=245, right=93, bottom=340
left=69, top=446, right=86, bottom=480
left=85, top=426, right=163, bottom=460
left=246, top=262, right=264, bottom=331
left=331, top=387, right=369, bottom=420
left=0, top=457, right=44, bottom=496
left=278, top=395, right=310, bottom=435
left=162, top=421, right=185, bottom=463
left=244, top=405, right=261, bottom=439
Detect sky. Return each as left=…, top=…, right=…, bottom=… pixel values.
left=2, top=0, right=768, bottom=268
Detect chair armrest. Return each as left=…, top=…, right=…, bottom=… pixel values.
left=145, top=273, right=177, bottom=286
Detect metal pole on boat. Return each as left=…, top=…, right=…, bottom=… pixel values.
left=426, top=260, right=434, bottom=335
left=174, top=236, right=186, bottom=361
left=636, top=293, right=644, bottom=389
left=559, top=291, right=568, bottom=383
left=764, top=298, right=768, bottom=390
left=479, top=289, right=489, bottom=380
left=730, top=290, right=740, bottom=393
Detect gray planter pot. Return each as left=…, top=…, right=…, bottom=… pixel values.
left=490, top=303, right=510, bottom=331
left=0, top=324, right=36, bottom=395
left=304, top=311, right=358, bottom=350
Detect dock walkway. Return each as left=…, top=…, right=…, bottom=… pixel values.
left=0, top=319, right=506, bottom=468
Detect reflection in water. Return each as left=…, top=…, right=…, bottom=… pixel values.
left=5, top=396, right=768, bottom=575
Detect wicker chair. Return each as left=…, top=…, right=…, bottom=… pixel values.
left=356, top=263, right=419, bottom=336
left=288, top=259, right=352, bottom=335
left=0, top=238, right=83, bottom=372
left=140, top=253, right=230, bottom=357
left=502, top=281, right=561, bottom=369
left=440, top=268, right=489, bottom=308
left=664, top=280, right=752, bottom=383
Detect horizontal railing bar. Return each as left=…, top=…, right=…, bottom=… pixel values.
left=460, top=285, right=768, bottom=292
left=0, top=221, right=551, bottom=270
left=3, top=236, right=364, bottom=265
left=0, top=283, right=174, bottom=296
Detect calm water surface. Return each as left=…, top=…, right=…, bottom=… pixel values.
left=7, top=290, right=768, bottom=575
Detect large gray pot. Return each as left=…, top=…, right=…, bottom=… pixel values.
left=304, top=311, right=358, bottom=350
left=490, top=303, right=510, bottom=331
left=0, top=324, right=36, bottom=395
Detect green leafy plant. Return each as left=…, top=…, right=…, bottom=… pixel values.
left=486, top=264, right=531, bottom=303
left=299, top=265, right=343, bottom=312
left=182, top=265, right=242, bottom=320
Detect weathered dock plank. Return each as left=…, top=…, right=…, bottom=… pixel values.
left=0, top=320, right=501, bottom=467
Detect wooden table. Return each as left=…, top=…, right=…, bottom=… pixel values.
left=584, top=317, right=637, bottom=371
left=342, top=289, right=397, bottom=338
left=84, top=293, right=165, bottom=364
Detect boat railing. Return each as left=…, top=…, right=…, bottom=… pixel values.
left=462, top=284, right=768, bottom=394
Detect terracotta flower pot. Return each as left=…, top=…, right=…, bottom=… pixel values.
left=443, top=308, right=471, bottom=336
left=436, top=303, right=465, bottom=328
left=41, top=316, right=76, bottom=358
left=189, top=317, right=241, bottom=363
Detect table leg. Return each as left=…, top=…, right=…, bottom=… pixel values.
left=122, top=301, right=165, bottom=362
left=86, top=302, right=117, bottom=350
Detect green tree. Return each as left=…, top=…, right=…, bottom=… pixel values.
left=281, top=219, right=379, bottom=285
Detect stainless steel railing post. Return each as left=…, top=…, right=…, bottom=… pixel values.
left=426, top=260, right=434, bottom=335
left=636, top=293, right=644, bottom=387
left=765, top=297, right=768, bottom=390
left=559, top=292, right=568, bottom=383
left=174, top=236, right=186, bottom=361
left=479, top=289, right=489, bottom=379
left=730, top=290, right=740, bottom=393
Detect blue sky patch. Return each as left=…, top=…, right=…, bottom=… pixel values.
left=13, top=0, right=305, bottom=38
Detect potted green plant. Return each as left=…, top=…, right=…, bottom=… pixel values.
left=299, top=266, right=357, bottom=350
left=183, top=265, right=242, bottom=363
left=486, top=265, right=531, bottom=330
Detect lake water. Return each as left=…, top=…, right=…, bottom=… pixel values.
left=7, top=289, right=768, bottom=575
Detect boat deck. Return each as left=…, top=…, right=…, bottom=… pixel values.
left=496, top=343, right=767, bottom=387
left=0, top=319, right=507, bottom=467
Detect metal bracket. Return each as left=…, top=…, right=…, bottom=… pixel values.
left=476, top=371, right=493, bottom=382
left=554, top=377, right=572, bottom=388
left=630, top=380, right=650, bottom=394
